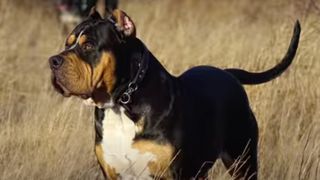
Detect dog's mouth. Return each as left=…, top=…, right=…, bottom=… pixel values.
left=51, top=75, right=91, bottom=99
left=51, top=75, right=71, bottom=97
left=50, top=69, right=113, bottom=106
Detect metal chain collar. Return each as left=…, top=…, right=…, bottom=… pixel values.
left=119, top=49, right=149, bottom=105
left=106, top=17, right=149, bottom=105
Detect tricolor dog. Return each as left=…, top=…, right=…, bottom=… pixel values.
left=49, top=4, right=301, bottom=180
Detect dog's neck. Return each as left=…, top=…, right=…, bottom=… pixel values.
left=87, top=38, right=179, bottom=142
left=114, top=38, right=177, bottom=111
left=110, top=38, right=179, bottom=141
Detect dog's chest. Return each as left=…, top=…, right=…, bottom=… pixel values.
left=100, top=108, right=155, bottom=179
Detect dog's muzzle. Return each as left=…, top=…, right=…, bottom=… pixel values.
left=49, top=55, right=71, bottom=97
left=49, top=55, right=64, bottom=70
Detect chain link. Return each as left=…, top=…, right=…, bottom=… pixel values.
left=119, top=83, right=138, bottom=105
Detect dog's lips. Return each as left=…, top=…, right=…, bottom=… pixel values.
left=51, top=74, right=93, bottom=99
left=80, top=94, right=90, bottom=99
left=51, top=75, right=71, bottom=97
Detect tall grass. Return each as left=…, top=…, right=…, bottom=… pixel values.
left=0, top=0, right=319, bottom=179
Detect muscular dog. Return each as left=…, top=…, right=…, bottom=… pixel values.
left=49, top=6, right=300, bottom=180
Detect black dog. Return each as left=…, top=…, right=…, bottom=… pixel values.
left=49, top=5, right=300, bottom=180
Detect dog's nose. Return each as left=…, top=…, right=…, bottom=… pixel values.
left=49, top=56, right=64, bottom=69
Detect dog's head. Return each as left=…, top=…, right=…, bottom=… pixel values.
left=49, top=9, right=136, bottom=106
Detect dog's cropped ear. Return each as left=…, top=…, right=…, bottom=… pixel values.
left=89, top=8, right=103, bottom=20
left=111, top=9, right=136, bottom=37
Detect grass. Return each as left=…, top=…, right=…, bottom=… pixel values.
left=0, top=0, right=319, bottom=179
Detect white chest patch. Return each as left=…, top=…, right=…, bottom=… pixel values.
left=101, top=108, right=155, bottom=179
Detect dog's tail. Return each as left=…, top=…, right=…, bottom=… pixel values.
left=225, top=21, right=301, bottom=85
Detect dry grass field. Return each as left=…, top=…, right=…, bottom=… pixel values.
left=0, top=0, right=319, bottom=179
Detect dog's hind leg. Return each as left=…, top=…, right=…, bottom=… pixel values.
left=221, top=110, right=258, bottom=180
left=173, top=148, right=219, bottom=179
left=220, top=141, right=258, bottom=180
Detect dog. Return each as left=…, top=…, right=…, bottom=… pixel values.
left=49, top=4, right=301, bottom=179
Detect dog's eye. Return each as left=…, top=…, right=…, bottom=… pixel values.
left=82, top=42, right=94, bottom=51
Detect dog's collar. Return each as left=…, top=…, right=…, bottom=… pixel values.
left=106, top=17, right=150, bottom=106
left=117, top=45, right=150, bottom=106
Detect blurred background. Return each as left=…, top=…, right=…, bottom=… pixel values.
left=0, top=0, right=319, bottom=179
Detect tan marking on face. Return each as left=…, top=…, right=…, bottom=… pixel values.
left=61, top=53, right=92, bottom=94
left=66, top=34, right=76, bottom=46
left=79, top=35, right=87, bottom=46
left=132, top=140, right=175, bottom=178
left=95, top=144, right=118, bottom=180
left=92, top=52, right=116, bottom=94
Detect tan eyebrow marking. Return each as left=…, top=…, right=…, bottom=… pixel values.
left=68, top=30, right=85, bottom=50
left=79, top=35, right=87, bottom=46
left=66, top=34, right=76, bottom=46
